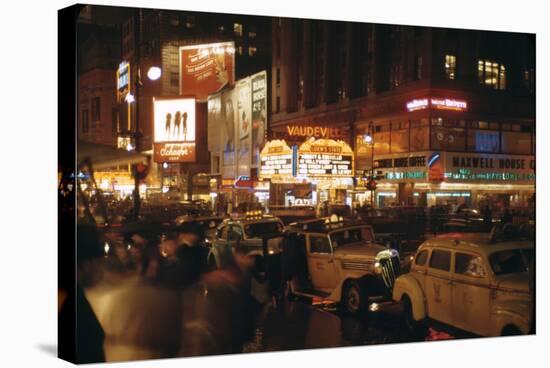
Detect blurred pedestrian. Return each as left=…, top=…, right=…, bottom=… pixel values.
left=59, top=223, right=106, bottom=364
left=175, top=222, right=208, bottom=289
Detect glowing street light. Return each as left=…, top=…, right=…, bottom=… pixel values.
left=363, top=134, right=373, bottom=144
left=147, top=66, right=162, bottom=81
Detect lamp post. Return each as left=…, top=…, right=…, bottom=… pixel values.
left=363, top=126, right=375, bottom=208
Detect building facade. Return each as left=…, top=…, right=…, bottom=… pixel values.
left=269, top=20, right=535, bottom=210
left=117, top=7, right=271, bottom=199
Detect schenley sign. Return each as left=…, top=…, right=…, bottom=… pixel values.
left=154, top=142, right=196, bottom=162
left=451, top=156, right=536, bottom=170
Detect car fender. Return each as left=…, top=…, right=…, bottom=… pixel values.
left=489, top=300, right=532, bottom=336
left=392, top=274, right=426, bottom=321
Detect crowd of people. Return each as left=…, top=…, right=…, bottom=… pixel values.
left=58, top=219, right=261, bottom=363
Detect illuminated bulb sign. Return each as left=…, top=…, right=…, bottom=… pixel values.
left=116, top=61, right=130, bottom=102
left=406, top=97, right=468, bottom=112
left=259, top=140, right=294, bottom=179
left=297, top=138, right=354, bottom=177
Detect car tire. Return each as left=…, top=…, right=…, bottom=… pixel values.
left=501, top=325, right=522, bottom=336
left=402, top=295, right=420, bottom=332
left=342, top=280, right=368, bottom=315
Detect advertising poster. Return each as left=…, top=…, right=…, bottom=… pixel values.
left=251, top=71, right=267, bottom=167
left=221, top=89, right=237, bottom=179
left=179, top=42, right=235, bottom=101
left=236, top=77, right=252, bottom=178
left=153, top=97, right=196, bottom=162
left=207, top=93, right=222, bottom=152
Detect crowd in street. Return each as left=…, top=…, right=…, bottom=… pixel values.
left=59, top=219, right=262, bottom=363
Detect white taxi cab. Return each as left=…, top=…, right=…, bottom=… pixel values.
left=392, top=234, right=534, bottom=336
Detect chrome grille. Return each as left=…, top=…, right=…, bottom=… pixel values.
left=379, top=256, right=401, bottom=289
left=342, top=261, right=373, bottom=272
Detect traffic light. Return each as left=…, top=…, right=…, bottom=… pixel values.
left=133, top=162, right=149, bottom=181
left=366, top=179, right=377, bottom=191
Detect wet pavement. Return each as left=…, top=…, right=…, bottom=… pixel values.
left=86, top=270, right=465, bottom=361
left=243, top=299, right=426, bottom=353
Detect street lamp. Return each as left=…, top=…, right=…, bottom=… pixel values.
left=364, top=128, right=376, bottom=208
left=147, top=66, right=162, bottom=81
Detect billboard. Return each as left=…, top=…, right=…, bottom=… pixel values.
left=180, top=42, right=235, bottom=101
left=153, top=97, right=196, bottom=163
left=236, top=77, right=252, bottom=178
left=221, top=89, right=237, bottom=178
left=251, top=71, right=267, bottom=167
left=207, top=93, right=222, bottom=152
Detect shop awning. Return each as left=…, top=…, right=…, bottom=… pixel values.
left=77, top=141, right=147, bottom=170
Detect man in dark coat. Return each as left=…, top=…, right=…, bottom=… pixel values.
left=175, top=221, right=208, bottom=289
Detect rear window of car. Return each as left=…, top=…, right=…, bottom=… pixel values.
left=489, top=249, right=531, bottom=275
left=244, top=221, right=283, bottom=238
left=429, top=250, right=451, bottom=271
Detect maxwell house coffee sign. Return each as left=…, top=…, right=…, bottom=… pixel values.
left=180, top=42, right=235, bottom=101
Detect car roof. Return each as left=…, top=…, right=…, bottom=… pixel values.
left=287, top=217, right=373, bottom=234
left=419, top=233, right=534, bottom=256
left=223, top=215, right=283, bottom=225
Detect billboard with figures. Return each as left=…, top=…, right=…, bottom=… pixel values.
left=179, top=42, right=235, bottom=101
left=221, top=89, right=237, bottom=179
left=153, top=97, right=196, bottom=163
left=236, top=77, right=252, bottom=178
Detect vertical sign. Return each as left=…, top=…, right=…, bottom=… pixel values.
left=251, top=71, right=267, bottom=167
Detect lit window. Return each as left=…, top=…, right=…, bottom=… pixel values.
left=478, top=59, right=506, bottom=90
left=248, top=46, right=257, bottom=56
left=248, top=31, right=257, bottom=38
left=445, top=54, right=456, bottom=80
left=233, top=23, right=243, bottom=36
left=237, top=46, right=243, bottom=55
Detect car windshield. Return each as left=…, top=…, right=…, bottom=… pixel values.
left=329, top=227, right=373, bottom=248
left=489, top=248, right=533, bottom=275
left=244, top=221, right=283, bottom=238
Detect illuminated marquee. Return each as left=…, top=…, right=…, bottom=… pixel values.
left=259, top=140, right=294, bottom=179
left=406, top=97, right=468, bottom=112
left=297, top=138, right=354, bottom=177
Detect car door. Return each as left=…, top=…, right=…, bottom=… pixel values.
left=410, top=248, right=429, bottom=286
left=213, top=225, right=231, bottom=267
left=307, top=234, right=338, bottom=292
left=451, top=251, right=491, bottom=335
left=425, top=249, right=453, bottom=325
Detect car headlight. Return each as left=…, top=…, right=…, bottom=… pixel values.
left=374, top=261, right=382, bottom=275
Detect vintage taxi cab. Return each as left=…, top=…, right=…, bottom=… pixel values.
left=207, top=212, right=285, bottom=269
left=284, top=216, right=401, bottom=314
left=392, top=234, right=534, bottom=336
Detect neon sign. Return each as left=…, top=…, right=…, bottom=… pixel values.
left=406, top=97, right=468, bottom=112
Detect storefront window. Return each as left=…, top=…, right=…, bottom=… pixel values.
left=502, top=123, right=532, bottom=154
left=390, top=120, right=409, bottom=153
left=467, top=121, right=499, bottom=153
left=410, top=119, right=429, bottom=151
left=430, top=118, right=465, bottom=151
